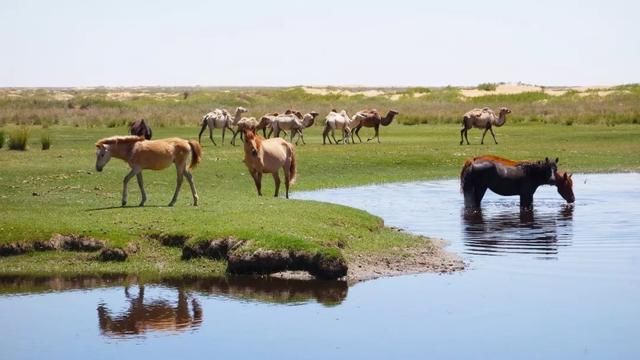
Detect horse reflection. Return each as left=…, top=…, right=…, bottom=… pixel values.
left=97, top=285, right=202, bottom=337
left=461, top=205, right=574, bottom=257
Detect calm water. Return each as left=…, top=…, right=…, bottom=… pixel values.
left=1, top=173, right=639, bottom=359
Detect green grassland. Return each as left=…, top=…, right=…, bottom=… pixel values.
left=1, top=86, right=639, bottom=278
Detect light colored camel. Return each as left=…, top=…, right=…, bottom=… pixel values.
left=460, top=107, right=511, bottom=145
left=198, top=106, right=247, bottom=145
left=95, top=135, right=201, bottom=207
left=243, top=129, right=297, bottom=199
left=231, top=116, right=259, bottom=144
left=270, top=111, right=319, bottom=145
left=322, top=109, right=367, bottom=145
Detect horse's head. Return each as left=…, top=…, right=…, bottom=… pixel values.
left=555, top=171, right=575, bottom=203
left=95, top=144, right=112, bottom=172
left=243, top=129, right=260, bottom=158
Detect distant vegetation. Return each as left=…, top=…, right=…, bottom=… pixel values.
left=7, top=127, right=29, bottom=151
left=1, top=85, right=639, bottom=128
left=477, top=83, right=498, bottom=91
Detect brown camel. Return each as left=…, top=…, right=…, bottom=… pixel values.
left=352, top=109, right=399, bottom=143
left=460, top=107, right=511, bottom=145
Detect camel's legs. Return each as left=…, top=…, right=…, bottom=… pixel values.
left=198, top=122, right=207, bottom=144
left=481, top=127, right=490, bottom=145
left=367, top=125, right=380, bottom=143
left=354, top=127, right=363, bottom=143
left=209, top=126, right=217, bottom=146
left=136, top=172, right=147, bottom=206
left=222, top=127, right=226, bottom=145
left=460, top=128, right=466, bottom=145
left=489, top=127, right=498, bottom=144
left=322, top=127, right=331, bottom=145
left=122, top=167, right=141, bottom=206
left=272, top=172, right=281, bottom=197
left=331, top=129, right=340, bottom=144
left=184, top=170, right=199, bottom=206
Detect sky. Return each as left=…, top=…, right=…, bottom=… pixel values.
left=1, top=0, right=639, bottom=87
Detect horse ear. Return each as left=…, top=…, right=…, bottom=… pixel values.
left=545, top=157, right=549, bottom=163
left=569, top=173, right=573, bottom=179
left=563, top=173, right=568, bottom=180
left=555, top=157, right=559, bottom=164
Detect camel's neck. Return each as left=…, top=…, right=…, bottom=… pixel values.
left=109, top=143, right=134, bottom=161
left=494, top=112, right=507, bottom=126
left=232, top=110, right=243, bottom=124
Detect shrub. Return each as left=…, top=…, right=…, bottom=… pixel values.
left=477, top=83, right=498, bottom=91
left=8, top=127, right=30, bottom=151
left=0, top=130, right=5, bottom=148
left=41, top=132, right=51, bottom=150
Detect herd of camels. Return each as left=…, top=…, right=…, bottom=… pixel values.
left=129, top=106, right=511, bottom=146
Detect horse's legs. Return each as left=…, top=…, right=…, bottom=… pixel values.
left=520, top=193, right=534, bottom=209
left=168, top=165, right=185, bottom=207
left=283, top=162, right=291, bottom=199
left=136, top=172, right=147, bottom=207
left=474, top=186, right=488, bottom=208
left=184, top=170, right=199, bottom=206
left=121, top=167, right=141, bottom=207
left=272, top=172, right=281, bottom=197
left=251, top=170, right=263, bottom=196
left=489, top=127, right=498, bottom=144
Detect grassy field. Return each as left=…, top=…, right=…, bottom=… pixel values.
left=1, top=96, right=640, bottom=278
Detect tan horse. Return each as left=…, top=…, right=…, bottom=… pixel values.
left=243, top=129, right=297, bottom=198
left=95, top=135, right=201, bottom=207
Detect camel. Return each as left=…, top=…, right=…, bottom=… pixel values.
left=230, top=116, right=259, bottom=144
left=198, top=106, right=247, bottom=145
left=460, top=107, right=511, bottom=145
left=322, top=109, right=367, bottom=144
left=352, top=109, right=399, bottom=143
left=270, top=111, right=319, bottom=145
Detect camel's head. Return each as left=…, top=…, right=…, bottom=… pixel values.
left=389, top=109, right=400, bottom=116
left=499, top=107, right=511, bottom=115
left=555, top=171, right=575, bottom=203
left=95, top=144, right=112, bottom=172
left=236, top=107, right=248, bottom=114
left=309, top=111, right=319, bottom=119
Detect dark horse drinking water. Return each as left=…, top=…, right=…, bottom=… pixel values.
left=460, top=155, right=575, bottom=209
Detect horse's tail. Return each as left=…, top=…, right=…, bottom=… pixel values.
left=460, top=159, right=473, bottom=192
left=188, top=140, right=202, bottom=170
left=288, top=143, right=297, bottom=185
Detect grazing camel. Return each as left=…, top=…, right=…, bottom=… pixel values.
left=322, top=109, right=367, bottom=145
left=129, top=119, right=152, bottom=140
left=352, top=109, right=399, bottom=143
left=198, top=107, right=247, bottom=145
left=256, top=112, right=280, bottom=138
left=270, top=111, right=319, bottom=145
left=243, top=129, right=297, bottom=199
left=460, top=107, right=511, bottom=145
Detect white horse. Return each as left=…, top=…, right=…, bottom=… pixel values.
left=198, top=106, right=247, bottom=145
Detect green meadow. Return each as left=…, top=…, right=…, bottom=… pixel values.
left=1, top=86, right=639, bottom=278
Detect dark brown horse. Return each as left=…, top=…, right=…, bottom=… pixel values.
left=129, top=119, right=152, bottom=140
left=460, top=155, right=574, bottom=209
left=352, top=109, right=399, bottom=143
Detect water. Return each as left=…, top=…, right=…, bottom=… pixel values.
left=1, top=174, right=639, bottom=359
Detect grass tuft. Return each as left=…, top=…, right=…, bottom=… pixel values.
left=8, top=127, right=29, bottom=151
left=0, top=130, right=5, bottom=148
left=41, top=132, right=51, bottom=150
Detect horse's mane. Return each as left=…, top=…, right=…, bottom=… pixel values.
left=244, top=131, right=263, bottom=149
left=96, top=135, right=145, bottom=146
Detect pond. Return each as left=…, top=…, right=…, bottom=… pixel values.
left=1, top=173, right=639, bottom=359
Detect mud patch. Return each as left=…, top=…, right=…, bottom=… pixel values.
left=182, top=238, right=348, bottom=280
left=0, top=243, right=33, bottom=257
left=181, top=237, right=244, bottom=260
left=148, top=233, right=190, bottom=247
left=97, top=248, right=128, bottom=262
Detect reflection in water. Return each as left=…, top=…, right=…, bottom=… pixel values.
left=0, top=275, right=348, bottom=339
left=97, top=286, right=203, bottom=338
left=461, top=205, right=574, bottom=258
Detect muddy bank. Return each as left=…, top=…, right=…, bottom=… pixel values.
left=345, top=239, right=465, bottom=283
left=0, top=234, right=106, bottom=257
left=181, top=237, right=348, bottom=280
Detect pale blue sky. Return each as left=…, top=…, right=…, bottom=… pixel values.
left=1, top=0, right=638, bottom=87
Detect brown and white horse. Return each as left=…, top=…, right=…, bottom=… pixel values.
left=95, top=135, right=201, bottom=207
left=243, top=129, right=297, bottom=198
left=460, top=155, right=574, bottom=209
